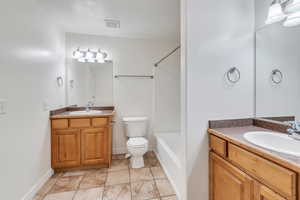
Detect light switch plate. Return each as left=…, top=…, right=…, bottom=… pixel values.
left=0, top=99, right=7, bottom=115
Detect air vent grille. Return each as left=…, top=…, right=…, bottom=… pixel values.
left=104, top=19, right=120, bottom=28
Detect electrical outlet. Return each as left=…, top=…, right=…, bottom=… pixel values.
left=0, top=99, right=7, bottom=115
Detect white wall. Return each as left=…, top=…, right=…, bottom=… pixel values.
left=66, top=33, right=178, bottom=153
left=154, top=50, right=181, bottom=133
left=255, top=0, right=300, bottom=120
left=185, top=0, right=255, bottom=199
left=0, top=1, right=66, bottom=200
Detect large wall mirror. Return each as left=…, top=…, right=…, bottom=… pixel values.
left=256, top=0, right=300, bottom=123
left=66, top=49, right=114, bottom=107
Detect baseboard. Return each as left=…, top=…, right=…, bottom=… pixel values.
left=21, top=169, right=54, bottom=200
left=154, top=150, right=182, bottom=200
left=113, top=147, right=127, bottom=155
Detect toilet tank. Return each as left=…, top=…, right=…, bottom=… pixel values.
left=123, top=117, right=148, bottom=138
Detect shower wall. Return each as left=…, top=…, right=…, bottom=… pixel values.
left=154, top=49, right=181, bottom=133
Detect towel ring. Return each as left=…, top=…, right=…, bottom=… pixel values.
left=226, top=67, right=240, bottom=83
left=271, top=69, right=283, bottom=84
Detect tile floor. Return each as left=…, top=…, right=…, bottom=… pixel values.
left=33, top=152, right=177, bottom=200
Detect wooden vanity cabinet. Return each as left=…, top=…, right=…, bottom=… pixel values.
left=210, top=152, right=254, bottom=200
left=81, top=128, right=108, bottom=165
left=209, top=134, right=293, bottom=200
left=51, top=117, right=113, bottom=172
left=52, top=129, right=81, bottom=168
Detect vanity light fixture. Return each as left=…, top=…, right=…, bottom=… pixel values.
left=266, top=0, right=300, bottom=27
left=72, top=48, right=109, bottom=63
left=265, top=0, right=286, bottom=24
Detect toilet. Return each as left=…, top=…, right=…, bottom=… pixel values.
left=123, top=116, right=149, bottom=168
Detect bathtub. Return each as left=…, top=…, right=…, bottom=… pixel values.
left=155, top=132, right=185, bottom=199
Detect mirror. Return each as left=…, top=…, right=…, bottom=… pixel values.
left=255, top=1, right=300, bottom=123
left=67, top=59, right=113, bottom=107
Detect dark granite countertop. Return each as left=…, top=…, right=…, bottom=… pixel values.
left=50, top=110, right=115, bottom=119
left=50, top=106, right=115, bottom=119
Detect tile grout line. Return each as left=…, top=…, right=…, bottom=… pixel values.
left=71, top=173, right=86, bottom=200
left=149, top=166, right=161, bottom=199
left=101, top=170, right=109, bottom=200
left=128, top=159, right=134, bottom=200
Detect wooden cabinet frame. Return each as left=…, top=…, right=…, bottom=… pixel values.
left=51, top=129, right=81, bottom=168
left=81, top=128, right=108, bottom=165
left=209, top=131, right=295, bottom=200
left=51, top=116, right=113, bottom=172
left=210, top=152, right=254, bottom=200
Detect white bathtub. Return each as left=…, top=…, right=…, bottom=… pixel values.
left=155, top=132, right=185, bottom=199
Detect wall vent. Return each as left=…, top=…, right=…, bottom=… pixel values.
left=104, top=19, right=120, bottom=28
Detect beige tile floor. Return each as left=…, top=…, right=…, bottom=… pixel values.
left=33, top=151, right=177, bottom=200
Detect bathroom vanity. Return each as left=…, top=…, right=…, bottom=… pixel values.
left=208, top=118, right=300, bottom=200
left=50, top=107, right=114, bottom=172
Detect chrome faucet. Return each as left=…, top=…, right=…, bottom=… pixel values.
left=287, top=121, right=300, bottom=140
left=86, top=101, right=94, bottom=112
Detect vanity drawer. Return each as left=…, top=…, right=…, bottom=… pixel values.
left=52, top=119, right=68, bottom=129
left=70, top=119, right=91, bottom=128
left=228, top=143, right=296, bottom=199
left=92, top=118, right=108, bottom=127
left=209, top=135, right=227, bottom=157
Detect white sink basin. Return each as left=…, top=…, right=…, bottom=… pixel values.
left=70, top=110, right=103, bottom=115
left=244, top=131, right=300, bottom=156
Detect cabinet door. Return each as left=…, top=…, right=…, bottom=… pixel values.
left=210, top=152, right=254, bottom=200
left=81, top=128, right=108, bottom=165
left=254, top=182, right=287, bottom=200
left=52, top=129, right=81, bottom=168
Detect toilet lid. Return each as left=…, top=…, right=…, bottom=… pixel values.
left=127, top=138, right=148, bottom=147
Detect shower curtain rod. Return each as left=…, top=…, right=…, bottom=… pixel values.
left=154, top=46, right=180, bottom=67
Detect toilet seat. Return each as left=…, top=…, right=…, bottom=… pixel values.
left=127, top=137, right=148, bottom=148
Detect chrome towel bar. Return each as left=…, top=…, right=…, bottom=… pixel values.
left=114, top=75, right=154, bottom=79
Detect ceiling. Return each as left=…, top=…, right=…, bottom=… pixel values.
left=39, top=0, right=180, bottom=41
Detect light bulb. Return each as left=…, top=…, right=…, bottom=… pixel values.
left=265, top=2, right=286, bottom=24
left=283, top=11, right=300, bottom=27
left=86, top=49, right=95, bottom=59
left=96, top=49, right=103, bottom=59
left=72, top=48, right=82, bottom=58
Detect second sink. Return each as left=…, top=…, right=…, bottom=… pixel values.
left=244, top=131, right=300, bottom=156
